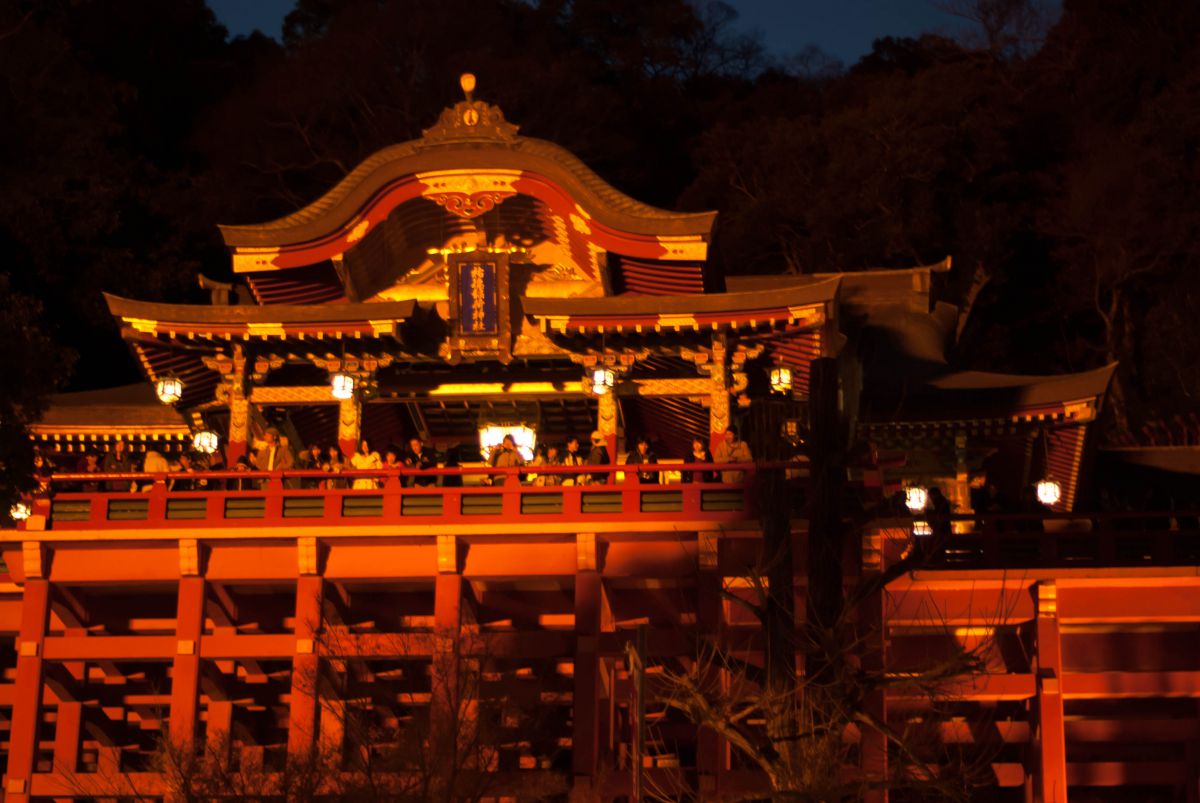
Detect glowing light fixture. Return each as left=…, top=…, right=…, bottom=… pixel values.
left=1036, top=478, right=1062, bottom=507
left=905, top=486, right=928, bottom=514
left=155, top=376, right=183, bottom=404
left=9, top=501, right=31, bottom=522
left=590, top=368, right=615, bottom=396
left=478, top=423, right=537, bottom=463
left=192, top=430, right=219, bottom=455
left=331, top=373, right=356, bottom=400
left=912, top=520, right=933, bottom=537
left=770, top=366, right=793, bottom=394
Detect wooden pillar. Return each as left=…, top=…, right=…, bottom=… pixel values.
left=53, top=701, right=83, bottom=775
left=225, top=345, right=250, bottom=465
left=206, top=699, right=234, bottom=759
left=858, top=527, right=888, bottom=801
left=597, top=388, right=619, bottom=464
left=707, top=340, right=730, bottom=454
left=696, top=531, right=726, bottom=795
left=288, top=574, right=324, bottom=756
left=169, top=577, right=206, bottom=749
left=431, top=569, right=464, bottom=786
left=5, top=578, right=50, bottom=801
left=338, top=395, right=361, bottom=459
left=573, top=569, right=604, bottom=797
left=1185, top=701, right=1200, bottom=803
left=1033, top=581, right=1067, bottom=803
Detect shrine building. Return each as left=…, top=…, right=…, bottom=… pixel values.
left=2, top=76, right=1198, bottom=802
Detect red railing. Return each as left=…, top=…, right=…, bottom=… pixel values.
left=872, top=512, right=1200, bottom=570
left=20, top=463, right=763, bottom=531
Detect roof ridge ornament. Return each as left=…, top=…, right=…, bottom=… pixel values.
left=420, top=73, right=520, bottom=146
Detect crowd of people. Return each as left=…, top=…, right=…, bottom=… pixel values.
left=31, top=426, right=757, bottom=494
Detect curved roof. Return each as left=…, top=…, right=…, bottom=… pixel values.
left=522, top=277, right=839, bottom=320
left=106, top=294, right=415, bottom=331
left=31, top=384, right=190, bottom=436
left=219, top=97, right=715, bottom=251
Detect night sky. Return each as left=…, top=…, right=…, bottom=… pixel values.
left=207, top=0, right=979, bottom=64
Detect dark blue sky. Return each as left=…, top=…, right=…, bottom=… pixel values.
left=207, top=0, right=973, bottom=65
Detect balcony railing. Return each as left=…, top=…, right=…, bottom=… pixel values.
left=874, top=512, right=1200, bottom=570
left=19, top=463, right=762, bottom=531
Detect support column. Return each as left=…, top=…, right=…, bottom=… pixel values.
left=5, top=577, right=50, bottom=802
left=338, top=395, right=361, bottom=459
left=858, top=532, right=888, bottom=803
left=169, top=576, right=206, bottom=749
left=431, top=566, right=464, bottom=788
left=707, top=340, right=730, bottom=454
left=573, top=568, right=604, bottom=799
left=696, top=531, right=726, bottom=795
left=288, top=574, right=324, bottom=756
left=53, top=699, right=83, bottom=776
left=597, top=388, right=618, bottom=465
left=224, top=345, right=250, bottom=465
left=1033, top=581, right=1067, bottom=803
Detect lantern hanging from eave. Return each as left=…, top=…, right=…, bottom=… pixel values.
left=193, top=430, right=219, bottom=455
left=770, top=366, right=793, bottom=394
left=590, top=368, right=615, bottom=396
left=331, top=373, right=356, bottom=400
left=1036, top=478, right=1062, bottom=507
left=155, top=376, right=183, bottom=405
left=905, top=486, right=928, bottom=514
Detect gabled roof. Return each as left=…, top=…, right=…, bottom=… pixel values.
left=105, top=294, right=416, bottom=338
left=859, top=363, right=1117, bottom=425
left=217, top=83, right=716, bottom=292
left=522, top=277, right=839, bottom=331
left=31, top=384, right=190, bottom=439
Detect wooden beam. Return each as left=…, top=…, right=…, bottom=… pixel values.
left=1035, top=581, right=1068, bottom=803
left=169, top=577, right=205, bottom=747
left=4, top=579, right=50, bottom=802
left=288, top=575, right=323, bottom=756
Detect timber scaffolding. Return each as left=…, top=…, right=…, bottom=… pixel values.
left=3, top=465, right=1200, bottom=801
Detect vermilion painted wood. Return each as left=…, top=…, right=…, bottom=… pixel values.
left=32, top=463, right=764, bottom=532
left=4, top=578, right=50, bottom=803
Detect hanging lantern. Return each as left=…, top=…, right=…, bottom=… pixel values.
left=590, top=367, right=615, bottom=396
left=331, top=373, right=356, bottom=400
left=912, top=520, right=933, bottom=537
left=770, top=366, right=793, bottom=394
left=1036, top=478, right=1062, bottom=506
left=905, top=486, right=928, bottom=514
left=9, top=501, right=31, bottom=522
left=192, top=430, right=219, bottom=455
left=155, top=376, right=183, bottom=405
left=478, top=423, right=538, bottom=463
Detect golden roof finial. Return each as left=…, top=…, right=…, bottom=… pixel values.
left=460, top=73, right=476, bottom=101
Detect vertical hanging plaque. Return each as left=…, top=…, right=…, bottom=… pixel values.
left=457, top=261, right=498, bottom=335
left=446, top=252, right=512, bottom=363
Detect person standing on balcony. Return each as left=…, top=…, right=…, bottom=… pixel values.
left=683, top=437, right=715, bottom=484
left=714, top=427, right=752, bottom=484
left=926, top=485, right=952, bottom=540
left=31, top=451, right=54, bottom=496
left=626, top=436, right=659, bottom=484
left=77, top=450, right=103, bottom=492
left=531, top=443, right=563, bottom=486
left=587, top=430, right=610, bottom=485
left=404, top=436, right=437, bottom=487
left=103, top=439, right=136, bottom=491
left=299, top=442, right=324, bottom=489
left=253, top=428, right=294, bottom=474
left=350, top=438, right=382, bottom=489
left=323, top=444, right=346, bottom=489
left=562, top=436, right=585, bottom=485
left=488, top=434, right=525, bottom=485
